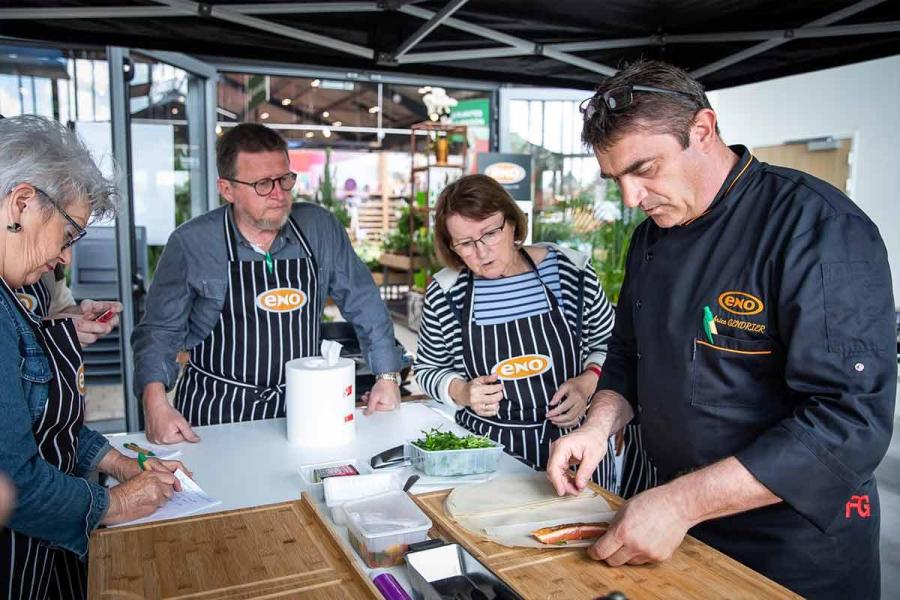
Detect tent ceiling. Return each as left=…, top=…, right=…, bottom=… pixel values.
left=1, top=0, right=898, bottom=90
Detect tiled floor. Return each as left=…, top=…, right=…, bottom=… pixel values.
left=84, top=319, right=899, bottom=597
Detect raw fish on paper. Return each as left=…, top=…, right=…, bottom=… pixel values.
left=445, top=473, right=616, bottom=548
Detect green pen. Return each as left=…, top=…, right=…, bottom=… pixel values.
left=702, top=305, right=718, bottom=343
left=137, top=452, right=150, bottom=472
left=124, top=442, right=155, bottom=457
left=264, top=251, right=274, bottom=274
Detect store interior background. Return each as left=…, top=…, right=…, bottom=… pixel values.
left=1, top=41, right=899, bottom=597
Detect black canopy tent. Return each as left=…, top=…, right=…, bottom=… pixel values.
left=1, top=0, right=898, bottom=91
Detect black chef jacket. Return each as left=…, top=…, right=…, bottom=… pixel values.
left=599, top=145, right=896, bottom=599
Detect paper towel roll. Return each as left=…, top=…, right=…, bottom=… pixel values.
left=285, top=356, right=356, bottom=447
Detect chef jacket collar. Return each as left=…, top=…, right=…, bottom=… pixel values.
left=681, top=145, right=757, bottom=228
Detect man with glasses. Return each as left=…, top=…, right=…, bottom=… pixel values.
left=133, top=123, right=402, bottom=443
left=547, top=60, right=894, bottom=599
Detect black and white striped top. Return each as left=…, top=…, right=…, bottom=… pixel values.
left=472, top=250, right=562, bottom=325
left=414, top=243, right=615, bottom=406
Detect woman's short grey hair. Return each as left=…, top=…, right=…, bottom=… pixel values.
left=0, top=115, right=118, bottom=222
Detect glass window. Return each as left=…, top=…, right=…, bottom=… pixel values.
left=504, top=92, right=642, bottom=302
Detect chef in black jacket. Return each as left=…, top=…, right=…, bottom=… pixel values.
left=547, top=59, right=895, bottom=599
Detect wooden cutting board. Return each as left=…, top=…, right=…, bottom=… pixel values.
left=412, top=488, right=801, bottom=600
left=88, top=495, right=379, bottom=599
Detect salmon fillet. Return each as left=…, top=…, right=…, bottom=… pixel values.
left=532, top=522, right=610, bottom=545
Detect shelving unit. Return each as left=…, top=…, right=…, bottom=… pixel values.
left=378, top=121, right=468, bottom=327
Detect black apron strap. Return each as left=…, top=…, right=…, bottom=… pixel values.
left=574, top=268, right=586, bottom=342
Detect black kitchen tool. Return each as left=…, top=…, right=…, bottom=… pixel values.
left=370, top=444, right=408, bottom=470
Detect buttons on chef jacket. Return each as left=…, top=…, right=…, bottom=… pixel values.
left=854, top=362, right=865, bottom=372
left=635, top=300, right=642, bottom=309
left=636, top=352, right=643, bottom=360
left=645, top=251, right=654, bottom=262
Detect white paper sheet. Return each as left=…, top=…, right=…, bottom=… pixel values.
left=110, top=470, right=221, bottom=527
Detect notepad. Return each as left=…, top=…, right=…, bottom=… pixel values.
left=111, top=470, right=221, bottom=527
left=117, top=441, right=183, bottom=460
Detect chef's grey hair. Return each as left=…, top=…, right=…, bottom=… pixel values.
left=0, top=115, right=119, bottom=222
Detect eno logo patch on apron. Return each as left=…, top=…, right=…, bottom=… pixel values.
left=76, top=365, right=86, bottom=395
left=492, top=354, right=552, bottom=380
left=16, top=293, right=37, bottom=312
left=256, top=287, right=307, bottom=313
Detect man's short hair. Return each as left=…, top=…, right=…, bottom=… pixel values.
left=216, top=123, right=288, bottom=179
left=581, top=60, right=717, bottom=152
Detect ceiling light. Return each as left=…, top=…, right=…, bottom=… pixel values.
left=215, top=125, right=223, bottom=135
left=171, top=107, right=179, bottom=115
left=368, top=106, right=380, bottom=114
left=332, top=121, right=342, bottom=127
left=178, top=95, right=185, bottom=103
left=322, top=111, right=330, bottom=118
left=305, top=131, right=314, bottom=138
left=260, top=112, right=270, bottom=120
left=281, top=98, right=292, bottom=106
left=322, top=128, right=332, bottom=138
left=310, top=79, right=320, bottom=87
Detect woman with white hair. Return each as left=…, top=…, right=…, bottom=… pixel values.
left=0, top=115, right=188, bottom=599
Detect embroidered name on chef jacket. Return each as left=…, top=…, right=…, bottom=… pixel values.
left=16, top=293, right=37, bottom=312
left=492, top=354, right=552, bottom=380
left=716, top=290, right=767, bottom=334
left=256, top=287, right=307, bottom=313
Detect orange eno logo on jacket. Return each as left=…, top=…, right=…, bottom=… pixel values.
left=16, top=293, right=37, bottom=312
left=256, top=288, right=307, bottom=313
left=718, top=291, right=764, bottom=316
left=492, top=354, right=552, bottom=380
left=484, top=162, right=526, bottom=185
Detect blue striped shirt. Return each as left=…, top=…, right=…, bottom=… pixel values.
left=472, top=251, right=563, bottom=325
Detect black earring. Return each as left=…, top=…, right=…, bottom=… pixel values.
left=6, top=223, right=21, bottom=233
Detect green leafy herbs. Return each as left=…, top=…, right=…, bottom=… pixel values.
left=412, top=428, right=495, bottom=451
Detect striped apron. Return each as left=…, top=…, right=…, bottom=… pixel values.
left=0, top=297, right=89, bottom=599
left=15, top=278, right=52, bottom=318
left=454, top=250, right=617, bottom=490
left=618, top=422, right=658, bottom=498
left=173, top=208, right=321, bottom=426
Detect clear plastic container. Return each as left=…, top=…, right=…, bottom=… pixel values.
left=324, top=471, right=402, bottom=525
left=406, top=442, right=504, bottom=477
left=342, top=490, right=432, bottom=568
left=298, top=459, right=370, bottom=503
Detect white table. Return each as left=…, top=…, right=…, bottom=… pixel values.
left=104, top=401, right=532, bottom=595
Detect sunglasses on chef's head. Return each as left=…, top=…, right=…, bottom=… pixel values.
left=579, top=84, right=697, bottom=122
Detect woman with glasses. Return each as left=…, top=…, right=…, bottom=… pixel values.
left=0, top=116, right=188, bottom=599
left=414, top=174, right=619, bottom=490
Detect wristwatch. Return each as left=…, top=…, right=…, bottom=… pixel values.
left=375, top=371, right=402, bottom=386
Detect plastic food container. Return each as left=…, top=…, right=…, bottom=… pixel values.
left=298, top=459, right=370, bottom=503
left=406, top=442, right=504, bottom=477
left=343, top=490, right=432, bottom=568
left=324, top=471, right=402, bottom=525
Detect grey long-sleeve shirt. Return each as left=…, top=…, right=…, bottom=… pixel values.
left=132, top=202, right=400, bottom=396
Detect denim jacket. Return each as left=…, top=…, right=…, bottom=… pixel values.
left=0, top=279, right=111, bottom=558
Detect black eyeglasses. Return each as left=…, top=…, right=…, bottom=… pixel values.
left=33, top=186, right=87, bottom=250
left=579, top=84, right=696, bottom=122
left=223, top=172, right=297, bottom=196
left=452, top=221, right=506, bottom=255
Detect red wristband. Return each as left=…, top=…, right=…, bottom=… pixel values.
left=586, top=364, right=602, bottom=379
